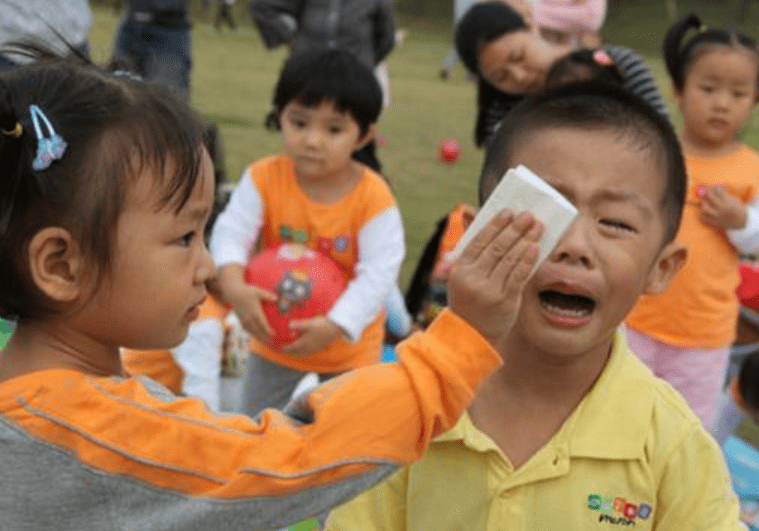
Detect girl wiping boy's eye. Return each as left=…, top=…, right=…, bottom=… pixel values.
left=0, top=52, right=538, bottom=531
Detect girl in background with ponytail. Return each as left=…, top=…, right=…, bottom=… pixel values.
left=626, top=13, right=759, bottom=431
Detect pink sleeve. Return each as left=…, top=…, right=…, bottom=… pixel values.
left=533, top=0, right=607, bottom=33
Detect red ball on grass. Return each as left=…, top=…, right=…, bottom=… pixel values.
left=439, top=138, right=461, bottom=164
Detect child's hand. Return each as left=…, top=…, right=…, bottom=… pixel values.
left=231, top=285, right=278, bottom=343
left=283, top=316, right=344, bottom=357
left=447, top=210, right=542, bottom=347
left=699, top=186, right=747, bottom=229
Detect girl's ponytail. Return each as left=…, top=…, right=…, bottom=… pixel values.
left=0, top=83, right=21, bottom=150
left=663, top=13, right=701, bottom=90
left=0, top=84, right=24, bottom=235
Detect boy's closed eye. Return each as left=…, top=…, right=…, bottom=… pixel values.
left=599, top=218, right=636, bottom=234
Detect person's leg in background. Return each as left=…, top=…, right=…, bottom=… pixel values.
left=243, top=353, right=307, bottom=416
left=142, top=25, right=192, bottom=100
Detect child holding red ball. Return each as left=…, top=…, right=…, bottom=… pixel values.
left=210, top=48, right=405, bottom=415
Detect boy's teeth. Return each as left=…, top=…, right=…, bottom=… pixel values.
left=542, top=302, right=590, bottom=317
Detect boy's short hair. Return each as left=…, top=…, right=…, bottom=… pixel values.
left=479, top=82, right=686, bottom=244
left=273, top=48, right=383, bottom=135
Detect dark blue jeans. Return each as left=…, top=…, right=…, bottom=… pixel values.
left=0, top=55, right=15, bottom=71
left=113, top=18, right=192, bottom=100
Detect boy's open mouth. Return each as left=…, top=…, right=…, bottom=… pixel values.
left=539, top=290, right=596, bottom=318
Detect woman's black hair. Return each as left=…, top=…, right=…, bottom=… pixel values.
left=545, top=48, right=624, bottom=88
left=455, top=1, right=527, bottom=75
left=475, top=79, right=523, bottom=147
left=663, top=13, right=759, bottom=91
left=0, top=53, right=206, bottom=320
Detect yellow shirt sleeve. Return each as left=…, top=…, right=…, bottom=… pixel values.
left=325, top=468, right=409, bottom=531
left=654, top=423, right=743, bottom=530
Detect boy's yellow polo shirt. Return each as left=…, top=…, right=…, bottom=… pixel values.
left=326, top=329, right=743, bottom=531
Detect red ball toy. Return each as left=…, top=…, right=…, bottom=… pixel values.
left=738, top=262, right=759, bottom=313
left=439, top=138, right=461, bottom=164
left=244, top=243, right=347, bottom=349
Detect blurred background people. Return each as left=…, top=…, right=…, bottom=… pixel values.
left=0, top=0, right=92, bottom=69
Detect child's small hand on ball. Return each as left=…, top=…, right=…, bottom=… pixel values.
left=232, top=285, right=277, bottom=343
left=283, top=317, right=345, bottom=357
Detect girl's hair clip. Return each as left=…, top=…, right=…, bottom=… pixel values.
left=29, top=104, right=67, bottom=172
left=593, top=49, right=614, bottom=66
left=699, top=24, right=708, bottom=33
left=1, top=122, right=22, bottom=138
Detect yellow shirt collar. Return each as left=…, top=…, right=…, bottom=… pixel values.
left=435, top=329, right=652, bottom=460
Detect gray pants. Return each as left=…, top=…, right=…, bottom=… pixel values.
left=243, top=353, right=339, bottom=417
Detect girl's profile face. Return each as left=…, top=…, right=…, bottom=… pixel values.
left=675, top=46, right=759, bottom=151
left=76, top=149, right=216, bottom=351
left=478, top=28, right=567, bottom=95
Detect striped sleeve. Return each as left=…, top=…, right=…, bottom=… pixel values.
left=0, top=310, right=501, bottom=531
left=605, top=45, right=670, bottom=119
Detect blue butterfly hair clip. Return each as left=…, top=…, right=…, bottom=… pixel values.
left=30, top=104, right=67, bottom=172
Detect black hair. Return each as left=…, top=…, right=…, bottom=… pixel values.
left=456, top=1, right=529, bottom=147
left=455, top=1, right=527, bottom=75
left=474, top=79, right=523, bottom=147
left=0, top=54, right=206, bottom=320
left=479, top=81, right=686, bottom=244
left=272, top=48, right=383, bottom=136
left=663, top=13, right=759, bottom=91
left=738, top=350, right=759, bottom=414
left=546, top=48, right=624, bottom=89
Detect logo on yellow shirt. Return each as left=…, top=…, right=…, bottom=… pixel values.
left=588, top=494, right=652, bottom=525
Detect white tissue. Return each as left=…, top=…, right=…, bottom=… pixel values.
left=451, top=165, right=578, bottom=266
